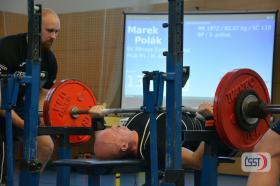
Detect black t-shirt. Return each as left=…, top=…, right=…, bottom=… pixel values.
left=125, top=112, right=203, bottom=169
left=125, top=112, right=236, bottom=169
left=0, top=33, right=57, bottom=117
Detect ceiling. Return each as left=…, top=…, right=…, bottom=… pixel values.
left=0, top=0, right=166, bottom=14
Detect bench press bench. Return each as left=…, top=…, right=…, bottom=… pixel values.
left=53, top=159, right=146, bottom=186
left=52, top=157, right=235, bottom=186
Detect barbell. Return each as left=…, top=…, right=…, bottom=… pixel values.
left=42, top=79, right=198, bottom=144
left=42, top=69, right=275, bottom=151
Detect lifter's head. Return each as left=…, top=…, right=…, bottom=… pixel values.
left=41, top=8, right=60, bottom=49
left=94, top=126, right=138, bottom=159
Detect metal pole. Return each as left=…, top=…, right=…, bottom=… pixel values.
left=1, top=78, right=15, bottom=186
left=5, top=111, right=13, bottom=186
left=165, top=0, right=184, bottom=170
left=19, top=1, right=41, bottom=186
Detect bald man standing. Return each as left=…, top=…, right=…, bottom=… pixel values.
left=0, top=8, right=60, bottom=184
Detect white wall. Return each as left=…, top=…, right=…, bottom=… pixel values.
left=0, top=0, right=166, bottom=14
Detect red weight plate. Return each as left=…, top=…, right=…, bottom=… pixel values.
left=43, top=79, right=96, bottom=144
left=213, top=69, right=270, bottom=151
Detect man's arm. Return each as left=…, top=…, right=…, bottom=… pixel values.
left=0, top=83, right=25, bottom=128
left=0, top=88, right=47, bottom=128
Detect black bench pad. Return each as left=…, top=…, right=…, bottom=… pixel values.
left=53, top=159, right=147, bottom=175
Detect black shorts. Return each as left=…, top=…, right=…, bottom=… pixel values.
left=271, top=120, right=280, bottom=135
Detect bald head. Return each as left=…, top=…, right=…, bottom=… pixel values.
left=41, top=8, right=60, bottom=49
left=42, top=8, right=59, bottom=19
left=94, top=126, right=137, bottom=159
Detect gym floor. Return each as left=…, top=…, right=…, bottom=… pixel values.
left=13, top=166, right=248, bottom=186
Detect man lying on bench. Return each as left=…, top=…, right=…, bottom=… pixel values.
left=90, top=103, right=223, bottom=170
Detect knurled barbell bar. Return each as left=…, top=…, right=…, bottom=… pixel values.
left=70, top=106, right=198, bottom=118
left=42, top=69, right=276, bottom=151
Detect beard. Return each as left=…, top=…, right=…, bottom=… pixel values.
left=41, top=40, right=53, bottom=49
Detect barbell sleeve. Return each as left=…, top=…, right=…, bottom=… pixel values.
left=245, top=101, right=280, bottom=119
